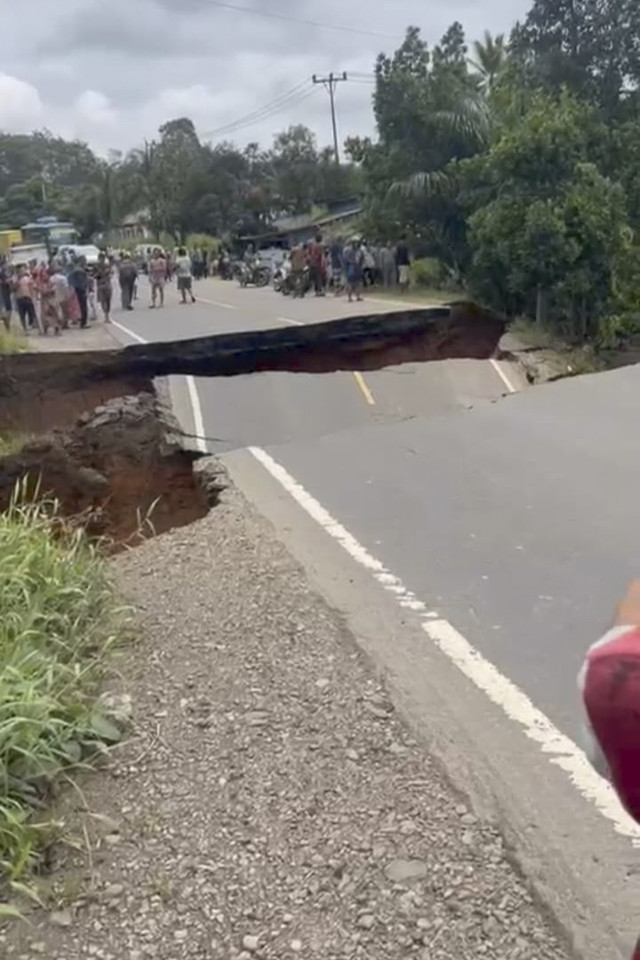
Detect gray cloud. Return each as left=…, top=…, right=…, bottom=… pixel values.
left=2, top=0, right=533, bottom=154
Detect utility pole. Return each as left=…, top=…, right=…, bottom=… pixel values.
left=312, top=72, right=348, bottom=164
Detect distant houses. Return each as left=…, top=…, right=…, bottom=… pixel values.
left=109, top=209, right=152, bottom=243
left=240, top=199, right=363, bottom=249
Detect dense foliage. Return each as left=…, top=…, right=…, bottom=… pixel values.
left=347, top=1, right=640, bottom=342
left=0, top=119, right=360, bottom=245
left=3, top=0, right=640, bottom=341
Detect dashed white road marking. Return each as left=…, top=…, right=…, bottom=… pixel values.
left=248, top=444, right=640, bottom=846
left=196, top=296, right=237, bottom=310
left=110, top=318, right=146, bottom=344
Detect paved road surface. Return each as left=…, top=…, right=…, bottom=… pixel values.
left=112, top=278, right=513, bottom=452
left=109, top=276, right=639, bottom=958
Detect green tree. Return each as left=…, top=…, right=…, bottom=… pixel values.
left=353, top=24, right=488, bottom=272
left=511, top=0, right=640, bottom=115
left=471, top=32, right=509, bottom=91
left=467, top=90, right=628, bottom=337
left=270, top=124, right=319, bottom=214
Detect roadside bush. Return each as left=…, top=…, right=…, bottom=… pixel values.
left=409, top=257, right=446, bottom=289
left=0, top=491, right=128, bottom=885
left=0, top=329, right=25, bottom=356
left=186, top=233, right=220, bottom=254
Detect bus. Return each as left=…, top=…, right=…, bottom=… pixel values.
left=0, top=229, right=22, bottom=254
left=21, top=217, right=78, bottom=249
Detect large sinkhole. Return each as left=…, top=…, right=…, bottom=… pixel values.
left=0, top=303, right=507, bottom=544
left=0, top=390, right=224, bottom=549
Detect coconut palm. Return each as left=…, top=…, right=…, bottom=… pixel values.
left=471, top=32, right=509, bottom=91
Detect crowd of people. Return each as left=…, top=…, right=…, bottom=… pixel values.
left=271, top=234, right=411, bottom=302
left=0, top=234, right=413, bottom=336
left=0, top=245, right=201, bottom=336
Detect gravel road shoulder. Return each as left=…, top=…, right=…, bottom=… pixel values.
left=3, top=475, right=571, bottom=960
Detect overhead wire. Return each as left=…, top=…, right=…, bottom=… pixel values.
left=200, top=81, right=316, bottom=139
left=200, top=71, right=379, bottom=141
left=195, top=0, right=399, bottom=41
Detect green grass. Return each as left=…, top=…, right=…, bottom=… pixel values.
left=0, top=487, right=129, bottom=888
left=0, top=436, right=26, bottom=459
left=0, top=329, right=26, bottom=356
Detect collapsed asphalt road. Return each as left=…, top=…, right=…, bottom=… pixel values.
left=6, top=275, right=634, bottom=957
left=96, top=277, right=639, bottom=958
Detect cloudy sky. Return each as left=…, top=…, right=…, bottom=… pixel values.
left=1, top=0, right=532, bottom=156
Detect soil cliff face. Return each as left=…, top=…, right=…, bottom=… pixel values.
left=0, top=393, right=222, bottom=546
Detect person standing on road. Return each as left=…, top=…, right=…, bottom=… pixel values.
left=289, top=243, right=307, bottom=298
left=0, top=260, right=13, bottom=330
left=118, top=253, right=137, bottom=311
left=176, top=247, right=196, bottom=304
left=50, top=263, right=70, bottom=329
left=13, top=265, right=37, bottom=332
left=307, top=232, right=326, bottom=297
left=95, top=251, right=113, bottom=322
left=68, top=256, right=89, bottom=327
left=395, top=235, right=411, bottom=291
left=343, top=237, right=364, bottom=303
left=381, top=241, right=397, bottom=288
left=149, top=248, right=167, bottom=308
left=39, top=267, right=61, bottom=336
left=329, top=238, right=344, bottom=295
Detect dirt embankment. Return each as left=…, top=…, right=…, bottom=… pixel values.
left=0, top=392, right=222, bottom=547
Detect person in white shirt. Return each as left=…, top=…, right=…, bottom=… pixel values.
left=176, top=247, right=195, bottom=304
left=50, top=265, right=70, bottom=329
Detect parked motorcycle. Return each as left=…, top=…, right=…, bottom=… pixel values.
left=290, top=265, right=312, bottom=298
left=237, top=260, right=271, bottom=288
left=273, top=260, right=291, bottom=294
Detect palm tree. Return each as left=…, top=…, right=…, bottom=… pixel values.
left=471, top=31, right=508, bottom=91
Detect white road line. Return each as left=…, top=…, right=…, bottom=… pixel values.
left=490, top=357, right=518, bottom=394
left=278, top=316, right=304, bottom=326
left=196, top=296, right=237, bottom=310
left=109, top=318, right=208, bottom=454
left=248, top=444, right=640, bottom=846
left=110, top=318, right=147, bottom=344
left=185, top=376, right=208, bottom=453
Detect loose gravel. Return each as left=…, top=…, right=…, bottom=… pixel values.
left=2, top=480, right=571, bottom=960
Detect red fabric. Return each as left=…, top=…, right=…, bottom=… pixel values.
left=582, top=626, right=640, bottom=824
left=308, top=241, right=325, bottom=269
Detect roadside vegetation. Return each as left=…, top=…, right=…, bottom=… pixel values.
left=0, top=491, right=128, bottom=898
left=0, top=328, right=25, bottom=356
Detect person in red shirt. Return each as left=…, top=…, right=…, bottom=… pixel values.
left=580, top=580, right=640, bottom=959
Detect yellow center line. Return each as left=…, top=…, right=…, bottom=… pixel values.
left=201, top=304, right=376, bottom=405
left=352, top=371, right=375, bottom=406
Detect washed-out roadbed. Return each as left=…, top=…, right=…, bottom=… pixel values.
left=3, top=476, right=570, bottom=960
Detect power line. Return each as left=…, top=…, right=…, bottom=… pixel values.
left=201, top=82, right=315, bottom=139
left=196, top=0, right=398, bottom=40
left=312, top=72, right=349, bottom=164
